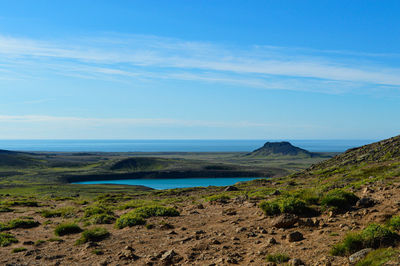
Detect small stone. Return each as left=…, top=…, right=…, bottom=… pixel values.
left=235, top=227, right=247, bottom=233
left=195, top=230, right=206, bottom=235
left=23, top=241, right=34, bottom=245
left=160, top=250, right=183, bottom=265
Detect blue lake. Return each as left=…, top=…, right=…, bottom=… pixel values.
left=74, top=177, right=263, bottom=190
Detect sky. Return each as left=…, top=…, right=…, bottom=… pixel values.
left=0, top=0, right=399, bottom=140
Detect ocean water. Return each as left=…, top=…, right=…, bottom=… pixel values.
left=74, top=177, right=262, bottom=190
left=0, top=139, right=375, bottom=152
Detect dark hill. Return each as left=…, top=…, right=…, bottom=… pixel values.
left=0, top=149, right=38, bottom=167
left=110, top=157, right=173, bottom=171
left=247, top=141, right=313, bottom=157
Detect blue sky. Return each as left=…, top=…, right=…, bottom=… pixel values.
left=0, top=0, right=399, bottom=139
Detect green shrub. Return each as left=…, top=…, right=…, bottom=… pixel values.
left=4, top=219, right=40, bottom=230
left=115, top=214, right=146, bottom=229
left=132, top=206, right=180, bottom=218
left=4, top=200, right=38, bottom=207
left=41, top=207, right=76, bottom=218
left=84, top=205, right=114, bottom=217
left=259, top=201, right=280, bottom=216
left=76, top=227, right=109, bottom=244
left=12, top=247, right=27, bottom=253
left=387, top=216, right=400, bottom=231
left=204, top=194, right=231, bottom=203
left=0, top=232, right=18, bottom=246
left=91, top=214, right=115, bottom=224
left=48, top=237, right=63, bottom=242
left=331, top=224, right=398, bottom=256
left=321, top=189, right=359, bottom=211
left=356, top=248, right=398, bottom=266
left=266, top=253, right=290, bottom=263
left=54, top=223, right=82, bottom=236
left=260, top=196, right=312, bottom=216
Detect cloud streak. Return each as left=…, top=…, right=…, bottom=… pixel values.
left=0, top=34, right=400, bottom=93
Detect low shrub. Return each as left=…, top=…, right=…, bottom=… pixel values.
left=1, top=219, right=40, bottom=230
left=133, top=206, right=180, bottom=218
left=41, top=207, right=76, bottom=218
left=321, top=189, right=359, bottom=211
left=387, top=216, right=400, bottom=231
left=54, top=223, right=82, bottom=236
left=11, top=247, right=27, bottom=253
left=91, top=214, right=115, bottom=224
left=260, top=195, right=313, bottom=216
left=4, top=200, right=39, bottom=207
left=115, top=214, right=146, bottom=229
left=84, top=205, right=114, bottom=218
left=265, top=253, right=290, bottom=263
left=331, top=224, right=398, bottom=256
left=76, top=227, right=109, bottom=244
left=0, top=207, right=13, bottom=213
left=0, top=232, right=18, bottom=246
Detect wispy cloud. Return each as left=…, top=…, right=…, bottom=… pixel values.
left=0, top=34, right=399, bottom=93
left=0, top=114, right=319, bottom=130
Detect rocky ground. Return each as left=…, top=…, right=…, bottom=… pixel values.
left=1, top=180, right=400, bottom=266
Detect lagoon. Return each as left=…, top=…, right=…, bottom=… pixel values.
left=74, top=177, right=263, bottom=190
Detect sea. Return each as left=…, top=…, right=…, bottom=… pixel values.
left=0, top=139, right=375, bottom=153
left=2, top=139, right=376, bottom=189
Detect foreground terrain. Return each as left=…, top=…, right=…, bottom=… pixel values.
left=0, top=137, right=399, bottom=265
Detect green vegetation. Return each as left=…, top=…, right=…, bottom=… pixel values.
left=34, top=239, right=45, bottom=246
left=76, top=227, right=110, bottom=244
left=260, top=195, right=313, bottom=216
left=265, top=253, right=290, bottom=263
left=48, top=237, right=64, bottom=242
left=331, top=224, right=398, bottom=256
left=12, top=247, right=27, bottom=253
left=356, top=248, right=398, bottom=266
left=0, top=207, right=13, bottom=212
left=204, top=194, right=231, bottom=203
left=41, top=207, right=76, bottom=218
left=387, top=216, right=400, bottom=231
left=54, top=223, right=82, bottom=236
left=92, top=249, right=104, bottom=255
left=115, top=206, right=179, bottom=229
left=83, top=205, right=116, bottom=224
left=0, top=218, right=40, bottom=231
left=320, top=189, right=359, bottom=211
left=0, top=232, right=18, bottom=246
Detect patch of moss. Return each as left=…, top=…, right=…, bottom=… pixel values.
left=54, top=223, right=82, bottom=236
left=0, top=232, right=18, bottom=246
left=76, top=227, right=110, bottom=244
left=265, top=253, right=290, bottom=263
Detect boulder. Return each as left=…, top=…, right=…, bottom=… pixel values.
left=348, top=248, right=372, bottom=264
left=160, top=250, right=182, bottom=265
left=356, top=197, right=376, bottom=208
left=272, top=214, right=298, bottom=228
left=288, top=231, right=304, bottom=242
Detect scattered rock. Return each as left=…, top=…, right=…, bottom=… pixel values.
left=236, top=227, right=247, bottom=233
left=118, top=246, right=139, bottom=261
left=267, top=237, right=277, bottom=245
left=272, top=214, right=298, bottom=228
left=288, top=258, right=304, bottom=266
left=288, top=231, right=304, bottom=242
left=195, top=230, right=206, bottom=235
left=197, top=204, right=205, bottom=209
left=224, top=186, right=239, bottom=191
left=160, top=250, right=182, bottom=265
left=348, top=248, right=373, bottom=264
left=23, top=241, right=34, bottom=245
left=222, top=208, right=237, bottom=216
left=356, top=197, right=376, bottom=208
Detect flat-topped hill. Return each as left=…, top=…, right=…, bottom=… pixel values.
left=247, top=141, right=313, bottom=157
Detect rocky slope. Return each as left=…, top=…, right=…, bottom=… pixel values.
left=0, top=135, right=400, bottom=265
